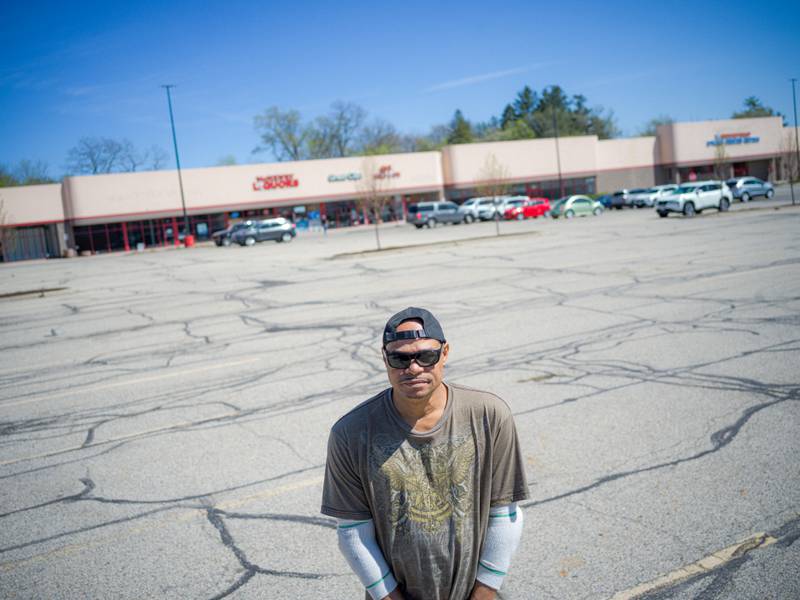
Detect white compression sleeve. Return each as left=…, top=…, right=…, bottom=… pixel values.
left=476, top=503, right=524, bottom=590
left=336, top=519, right=398, bottom=599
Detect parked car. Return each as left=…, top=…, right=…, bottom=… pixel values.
left=725, top=177, right=774, bottom=202
left=212, top=221, right=252, bottom=247
left=611, top=189, right=630, bottom=209
left=504, top=198, right=551, bottom=220
left=494, top=196, right=530, bottom=218
left=550, top=195, right=604, bottom=219
left=595, top=194, right=613, bottom=209
left=622, top=188, right=651, bottom=208
left=458, top=197, right=500, bottom=222
left=655, top=181, right=732, bottom=217
left=231, top=218, right=296, bottom=245
left=408, top=201, right=464, bottom=228
left=629, top=184, right=679, bottom=208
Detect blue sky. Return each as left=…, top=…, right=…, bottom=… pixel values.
left=1, top=0, right=798, bottom=177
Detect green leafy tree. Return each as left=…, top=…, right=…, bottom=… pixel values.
left=447, top=110, right=474, bottom=144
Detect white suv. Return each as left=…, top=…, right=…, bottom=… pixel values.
left=655, top=181, right=732, bottom=217
left=458, top=197, right=497, bottom=223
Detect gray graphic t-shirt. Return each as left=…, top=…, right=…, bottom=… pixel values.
left=321, top=382, right=529, bottom=600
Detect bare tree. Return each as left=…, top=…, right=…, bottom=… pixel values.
left=119, top=139, right=146, bottom=172
left=327, top=101, right=367, bottom=157
left=253, top=107, right=307, bottom=161
left=712, top=139, right=728, bottom=181
left=780, top=132, right=799, bottom=183
left=147, top=146, right=170, bottom=170
left=355, top=157, right=394, bottom=251
left=0, top=198, right=18, bottom=262
left=65, top=137, right=127, bottom=174
left=358, top=119, right=403, bottom=155
left=476, top=153, right=511, bottom=236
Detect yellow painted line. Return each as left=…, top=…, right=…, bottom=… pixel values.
left=609, top=532, right=778, bottom=600
left=0, top=476, right=324, bottom=573
left=0, top=357, right=260, bottom=410
left=0, top=410, right=239, bottom=467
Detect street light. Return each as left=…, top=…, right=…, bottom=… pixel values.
left=161, top=84, right=190, bottom=236
left=791, top=78, right=799, bottom=206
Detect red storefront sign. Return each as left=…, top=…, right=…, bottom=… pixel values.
left=252, top=174, right=299, bottom=191
left=374, top=165, right=400, bottom=179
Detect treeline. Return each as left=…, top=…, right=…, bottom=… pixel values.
left=0, top=92, right=784, bottom=186
left=254, top=85, right=620, bottom=161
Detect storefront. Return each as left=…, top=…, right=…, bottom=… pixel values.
left=1, top=116, right=796, bottom=261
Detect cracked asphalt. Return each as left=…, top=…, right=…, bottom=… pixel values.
left=1, top=195, right=799, bottom=599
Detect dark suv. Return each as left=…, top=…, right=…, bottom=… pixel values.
left=407, top=201, right=464, bottom=228
left=212, top=221, right=252, bottom=246
left=231, top=218, right=296, bottom=246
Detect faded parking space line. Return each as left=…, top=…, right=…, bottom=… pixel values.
left=0, top=357, right=261, bottom=410
left=609, top=532, right=778, bottom=600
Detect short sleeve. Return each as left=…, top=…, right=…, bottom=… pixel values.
left=490, top=409, right=530, bottom=505
left=321, top=428, right=373, bottom=519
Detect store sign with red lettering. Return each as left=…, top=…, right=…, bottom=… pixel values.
left=252, top=174, right=299, bottom=191
left=374, top=165, right=400, bottom=179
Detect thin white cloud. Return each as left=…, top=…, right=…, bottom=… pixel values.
left=423, top=63, right=555, bottom=93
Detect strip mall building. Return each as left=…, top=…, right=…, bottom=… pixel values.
left=1, top=116, right=797, bottom=261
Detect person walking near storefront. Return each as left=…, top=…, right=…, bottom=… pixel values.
left=322, top=307, right=529, bottom=600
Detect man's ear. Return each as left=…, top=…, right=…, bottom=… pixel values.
left=441, top=342, right=450, bottom=364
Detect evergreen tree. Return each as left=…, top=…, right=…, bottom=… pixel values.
left=732, top=97, right=778, bottom=119
left=512, top=85, right=537, bottom=118
left=447, top=110, right=474, bottom=144
left=500, top=104, right=516, bottom=129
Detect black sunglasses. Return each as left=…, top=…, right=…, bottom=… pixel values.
left=384, top=348, right=442, bottom=369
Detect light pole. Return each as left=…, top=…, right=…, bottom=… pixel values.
left=791, top=78, right=799, bottom=206
left=161, top=85, right=190, bottom=237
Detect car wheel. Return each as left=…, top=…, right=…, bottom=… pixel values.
left=565, top=210, right=575, bottom=219
left=766, top=189, right=774, bottom=199
left=741, top=192, right=751, bottom=203
left=658, top=211, right=668, bottom=218
left=593, top=207, right=602, bottom=216
left=464, top=214, right=475, bottom=224
left=280, top=232, right=293, bottom=243
left=414, top=224, right=423, bottom=229
left=516, top=213, right=524, bottom=221
left=426, top=218, right=437, bottom=228
left=683, top=202, right=696, bottom=217
left=719, top=198, right=730, bottom=212
left=244, top=236, right=256, bottom=246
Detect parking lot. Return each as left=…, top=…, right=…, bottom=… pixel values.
left=1, top=190, right=799, bottom=599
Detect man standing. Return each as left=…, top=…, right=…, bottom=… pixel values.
left=322, top=307, right=529, bottom=600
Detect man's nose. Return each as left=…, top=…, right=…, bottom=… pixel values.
left=405, top=360, right=424, bottom=373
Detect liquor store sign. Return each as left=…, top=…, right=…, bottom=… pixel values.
left=252, top=174, right=299, bottom=191
left=706, top=132, right=760, bottom=147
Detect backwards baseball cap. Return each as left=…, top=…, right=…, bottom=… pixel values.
left=383, top=307, right=446, bottom=347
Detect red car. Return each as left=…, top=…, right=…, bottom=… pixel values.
left=504, top=198, right=551, bottom=220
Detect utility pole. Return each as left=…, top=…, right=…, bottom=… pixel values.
left=552, top=106, right=564, bottom=198
left=161, top=85, right=190, bottom=236
left=791, top=78, right=799, bottom=206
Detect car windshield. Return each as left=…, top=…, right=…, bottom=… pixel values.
left=410, top=204, right=432, bottom=212
left=630, top=188, right=648, bottom=194
left=552, top=198, right=568, bottom=208
left=725, top=179, right=738, bottom=186
left=645, top=188, right=658, bottom=193
left=674, top=186, right=697, bottom=194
